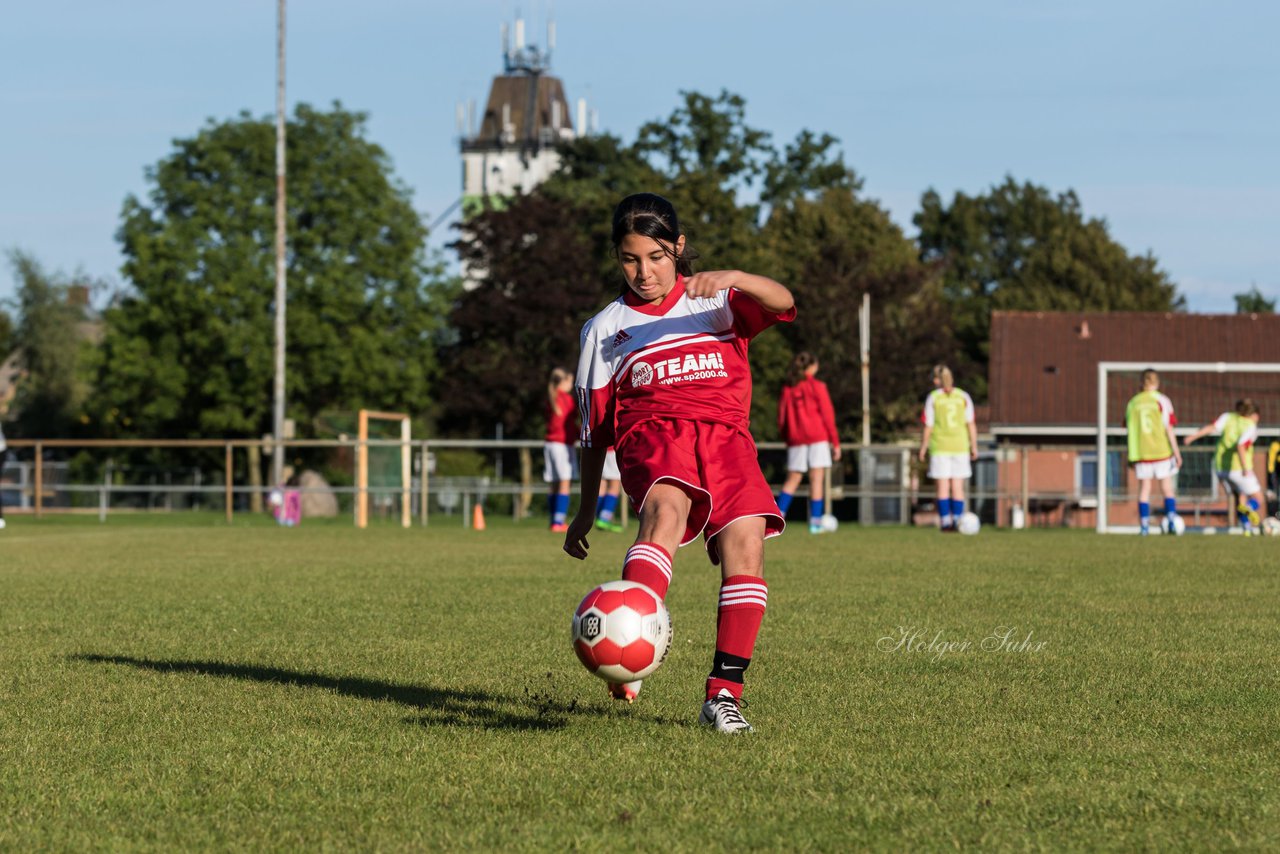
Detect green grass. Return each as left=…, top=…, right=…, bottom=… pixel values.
left=1, top=516, right=1277, bottom=850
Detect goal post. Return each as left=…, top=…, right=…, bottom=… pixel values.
left=357, top=409, right=412, bottom=529
left=1096, top=361, right=1280, bottom=533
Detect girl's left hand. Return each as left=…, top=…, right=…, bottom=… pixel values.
left=683, top=271, right=735, bottom=299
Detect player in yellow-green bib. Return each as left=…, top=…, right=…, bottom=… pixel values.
left=918, top=364, right=977, bottom=532
left=1183, top=398, right=1263, bottom=535
left=1124, top=369, right=1183, bottom=535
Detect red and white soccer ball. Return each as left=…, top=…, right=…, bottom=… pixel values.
left=571, top=580, right=672, bottom=682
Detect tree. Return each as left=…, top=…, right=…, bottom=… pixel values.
left=762, top=130, right=861, bottom=210
left=633, top=90, right=773, bottom=267
left=0, top=304, right=13, bottom=361
left=1234, top=286, right=1275, bottom=313
left=441, top=193, right=604, bottom=436
left=763, top=189, right=960, bottom=437
left=94, top=103, right=445, bottom=439
left=915, top=176, right=1183, bottom=398
left=3, top=251, right=99, bottom=437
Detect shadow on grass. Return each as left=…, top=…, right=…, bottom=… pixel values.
left=72, top=653, right=595, bottom=731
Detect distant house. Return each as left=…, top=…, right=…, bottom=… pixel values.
left=988, top=311, right=1280, bottom=528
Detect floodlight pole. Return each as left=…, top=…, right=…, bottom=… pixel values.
left=859, top=292, right=871, bottom=446
left=271, top=0, right=287, bottom=488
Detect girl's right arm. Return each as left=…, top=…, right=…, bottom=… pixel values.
left=564, top=445, right=607, bottom=560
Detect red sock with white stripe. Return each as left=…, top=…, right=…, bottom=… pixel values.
left=622, top=542, right=672, bottom=600
left=705, top=575, right=768, bottom=701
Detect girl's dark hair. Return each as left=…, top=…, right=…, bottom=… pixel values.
left=611, top=193, right=697, bottom=281
left=786, top=351, right=817, bottom=387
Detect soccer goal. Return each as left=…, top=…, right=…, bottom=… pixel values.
left=356, top=409, right=412, bottom=529
left=1095, top=361, right=1280, bottom=534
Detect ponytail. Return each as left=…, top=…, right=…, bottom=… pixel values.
left=547, top=367, right=571, bottom=416
left=786, top=352, right=817, bottom=387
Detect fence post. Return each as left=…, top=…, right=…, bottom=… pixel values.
left=34, top=442, right=43, bottom=519
left=225, top=444, right=234, bottom=524
left=1021, top=448, right=1030, bottom=525
left=100, top=460, right=111, bottom=523
left=356, top=410, right=369, bottom=529
left=400, top=418, right=411, bottom=529
left=419, top=440, right=430, bottom=527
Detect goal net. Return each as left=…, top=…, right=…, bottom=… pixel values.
left=1095, top=361, right=1280, bottom=533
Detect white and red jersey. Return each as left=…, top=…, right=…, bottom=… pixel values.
left=575, top=278, right=795, bottom=449
left=778, top=377, right=839, bottom=447
left=545, top=390, right=578, bottom=444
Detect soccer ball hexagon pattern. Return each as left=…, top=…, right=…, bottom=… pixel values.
left=571, top=580, right=672, bottom=682
left=957, top=512, right=981, bottom=535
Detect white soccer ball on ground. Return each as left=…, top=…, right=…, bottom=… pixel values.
left=1261, top=516, right=1280, bottom=537
left=1163, top=513, right=1186, bottom=536
left=957, top=512, right=981, bottom=535
left=571, top=580, right=672, bottom=683
left=821, top=513, right=838, bottom=533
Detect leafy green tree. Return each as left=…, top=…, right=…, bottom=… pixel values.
left=762, top=130, right=861, bottom=210
left=3, top=250, right=99, bottom=436
left=0, top=308, right=13, bottom=363
left=95, top=103, right=445, bottom=439
left=763, top=189, right=960, bottom=438
left=1234, top=286, right=1275, bottom=313
left=915, top=176, right=1183, bottom=398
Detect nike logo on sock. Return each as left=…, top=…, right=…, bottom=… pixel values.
left=719, top=663, right=743, bottom=671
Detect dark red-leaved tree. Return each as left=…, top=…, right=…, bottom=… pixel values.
left=441, top=193, right=611, bottom=437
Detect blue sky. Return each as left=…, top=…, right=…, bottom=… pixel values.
left=2, top=0, right=1276, bottom=312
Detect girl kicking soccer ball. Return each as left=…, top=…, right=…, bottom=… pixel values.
left=563, top=193, right=795, bottom=734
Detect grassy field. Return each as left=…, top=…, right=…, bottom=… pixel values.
left=1, top=514, right=1277, bottom=850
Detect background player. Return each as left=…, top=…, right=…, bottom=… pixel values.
left=544, top=367, right=578, bottom=533
left=918, top=364, right=977, bottom=532
left=594, top=447, right=624, bottom=533
left=1183, top=399, right=1263, bottom=535
left=564, top=192, right=795, bottom=734
left=775, top=351, right=841, bottom=533
left=1124, top=369, right=1182, bottom=535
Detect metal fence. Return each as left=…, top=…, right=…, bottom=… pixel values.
left=1, top=436, right=1271, bottom=528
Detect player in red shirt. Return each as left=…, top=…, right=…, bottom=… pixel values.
left=563, top=193, right=795, bottom=734
left=544, top=367, right=578, bottom=532
left=776, top=352, right=841, bottom=533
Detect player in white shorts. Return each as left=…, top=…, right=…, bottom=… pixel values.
left=918, top=365, right=977, bottom=531
left=594, top=448, right=624, bottom=533
left=776, top=351, right=841, bottom=533
left=544, top=368, right=579, bottom=532
left=1183, top=399, right=1263, bottom=534
left=1124, top=369, right=1182, bottom=535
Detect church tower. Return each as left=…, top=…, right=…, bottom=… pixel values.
left=459, top=17, right=583, bottom=214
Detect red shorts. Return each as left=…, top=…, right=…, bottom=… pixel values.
left=617, top=419, right=785, bottom=562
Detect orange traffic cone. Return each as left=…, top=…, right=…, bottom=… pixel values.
left=472, top=503, right=486, bottom=531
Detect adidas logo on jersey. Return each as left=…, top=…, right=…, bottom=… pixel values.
left=612, top=329, right=632, bottom=348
